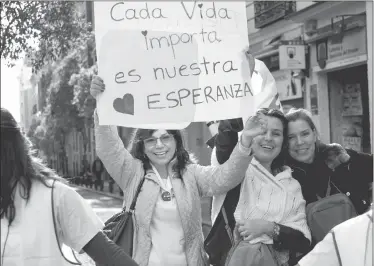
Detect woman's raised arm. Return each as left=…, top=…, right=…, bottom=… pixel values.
left=91, top=76, right=142, bottom=191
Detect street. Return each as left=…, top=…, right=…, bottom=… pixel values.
left=69, top=185, right=212, bottom=265
left=72, top=186, right=123, bottom=266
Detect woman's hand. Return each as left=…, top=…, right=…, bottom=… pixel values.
left=90, top=76, right=106, bottom=99
left=240, top=112, right=267, bottom=148
left=245, top=49, right=256, bottom=78
left=237, top=219, right=274, bottom=241
left=241, top=47, right=256, bottom=78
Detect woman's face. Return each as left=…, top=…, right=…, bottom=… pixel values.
left=287, top=119, right=317, bottom=163
left=143, top=130, right=176, bottom=167
left=251, top=116, right=284, bottom=165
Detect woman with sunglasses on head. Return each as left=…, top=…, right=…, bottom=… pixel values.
left=0, top=108, right=139, bottom=266
left=90, top=75, right=266, bottom=266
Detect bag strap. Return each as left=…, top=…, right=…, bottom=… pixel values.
left=221, top=206, right=234, bottom=245
left=317, top=179, right=342, bottom=199
left=51, top=180, right=81, bottom=265
left=331, top=231, right=342, bottom=266
left=128, top=177, right=145, bottom=212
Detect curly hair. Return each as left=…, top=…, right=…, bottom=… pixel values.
left=127, top=128, right=196, bottom=178
left=0, top=108, right=61, bottom=226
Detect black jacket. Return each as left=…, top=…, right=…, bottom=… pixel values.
left=287, top=144, right=373, bottom=215
left=92, top=159, right=105, bottom=174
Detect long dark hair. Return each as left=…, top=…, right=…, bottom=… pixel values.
left=127, top=128, right=196, bottom=178
left=256, top=108, right=288, bottom=174
left=0, top=108, right=60, bottom=225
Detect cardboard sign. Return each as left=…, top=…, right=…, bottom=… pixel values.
left=94, top=2, right=276, bottom=128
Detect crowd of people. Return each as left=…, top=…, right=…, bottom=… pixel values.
left=1, top=50, right=372, bottom=266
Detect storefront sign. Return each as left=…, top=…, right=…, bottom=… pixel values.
left=341, top=116, right=363, bottom=152
left=328, top=28, right=366, bottom=62
left=316, top=39, right=328, bottom=69
left=272, top=70, right=303, bottom=101
left=342, top=83, right=363, bottom=116
left=279, top=44, right=306, bottom=70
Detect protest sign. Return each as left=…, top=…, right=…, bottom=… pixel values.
left=94, top=2, right=277, bottom=128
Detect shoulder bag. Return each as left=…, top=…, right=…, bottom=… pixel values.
left=98, top=177, right=145, bottom=264
left=306, top=180, right=357, bottom=243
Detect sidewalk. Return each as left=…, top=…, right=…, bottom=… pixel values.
left=70, top=180, right=124, bottom=200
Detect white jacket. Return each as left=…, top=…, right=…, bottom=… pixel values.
left=299, top=209, right=373, bottom=266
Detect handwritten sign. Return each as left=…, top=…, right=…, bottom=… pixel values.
left=94, top=2, right=276, bottom=128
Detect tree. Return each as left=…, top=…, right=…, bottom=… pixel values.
left=40, top=55, right=81, bottom=173
left=69, top=64, right=97, bottom=168
left=1, top=1, right=92, bottom=71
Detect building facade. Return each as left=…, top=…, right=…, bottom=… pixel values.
left=288, top=1, right=372, bottom=153
left=247, top=1, right=372, bottom=153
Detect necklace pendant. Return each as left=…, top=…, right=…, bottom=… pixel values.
left=161, top=191, right=171, bottom=201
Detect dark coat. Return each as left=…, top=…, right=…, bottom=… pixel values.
left=287, top=144, right=373, bottom=215
left=92, top=159, right=105, bottom=174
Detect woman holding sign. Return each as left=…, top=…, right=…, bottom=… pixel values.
left=91, top=76, right=267, bottom=266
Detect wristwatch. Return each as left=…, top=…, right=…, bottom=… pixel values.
left=206, top=120, right=219, bottom=127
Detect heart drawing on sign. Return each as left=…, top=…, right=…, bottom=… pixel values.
left=198, top=3, right=203, bottom=8
left=113, top=94, right=134, bottom=115
left=141, top=30, right=148, bottom=36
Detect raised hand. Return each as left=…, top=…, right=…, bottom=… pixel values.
left=240, top=111, right=268, bottom=148
left=245, top=49, right=256, bottom=78
left=90, top=76, right=106, bottom=99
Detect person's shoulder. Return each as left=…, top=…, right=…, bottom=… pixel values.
left=52, top=180, right=81, bottom=202
left=333, top=210, right=372, bottom=232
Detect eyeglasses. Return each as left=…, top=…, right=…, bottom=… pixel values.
left=143, top=134, right=174, bottom=147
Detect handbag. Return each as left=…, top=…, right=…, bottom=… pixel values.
left=204, top=206, right=234, bottom=266
left=224, top=240, right=280, bottom=266
left=306, top=180, right=357, bottom=243
left=98, top=177, right=145, bottom=264
left=204, top=184, right=241, bottom=266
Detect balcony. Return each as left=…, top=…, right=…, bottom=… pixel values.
left=254, top=1, right=297, bottom=29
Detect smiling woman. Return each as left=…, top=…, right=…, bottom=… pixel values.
left=90, top=74, right=265, bottom=266
left=128, top=128, right=188, bottom=179
left=211, top=109, right=312, bottom=266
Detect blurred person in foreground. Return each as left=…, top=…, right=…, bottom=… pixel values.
left=295, top=207, right=372, bottom=266
left=0, top=108, right=138, bottom=266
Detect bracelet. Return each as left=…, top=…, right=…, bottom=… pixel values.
left=272, top=222, right=280, bottom=241
left=206, top=120, right=219, bottom=127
